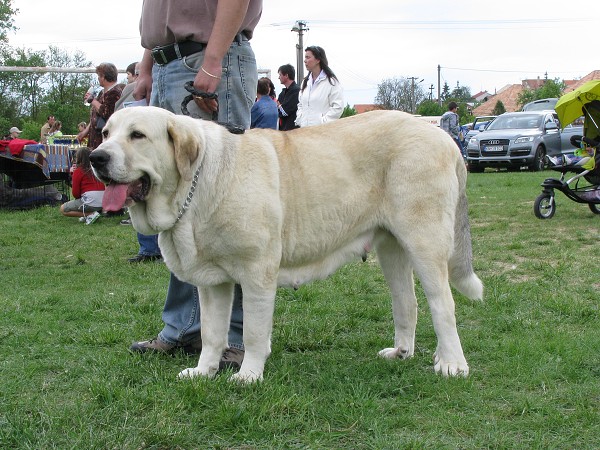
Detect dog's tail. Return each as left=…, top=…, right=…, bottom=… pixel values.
left=448, top=159, right=484, bottom=300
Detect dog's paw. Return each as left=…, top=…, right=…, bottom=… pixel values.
left=178, top=367, right=214, bottom=380
left=433, top=352, right=469, bottom=377
left=229, top=369, right=263, bottom=384
left=378, top=346, right=413, bottom=360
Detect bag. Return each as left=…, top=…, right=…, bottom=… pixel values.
left=95, top=116, right=106, bottom=130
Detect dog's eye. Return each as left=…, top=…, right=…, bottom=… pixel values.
left=102, top=129, right=109, bottom=138
left=130, top=131, right=145, bottom=140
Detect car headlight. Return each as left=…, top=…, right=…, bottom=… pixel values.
left=468, top=137, right=477, bottom=145
left=514, top=136, right=534, bottom=144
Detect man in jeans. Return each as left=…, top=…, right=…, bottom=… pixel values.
left=130, top=0, right=262, bottom=370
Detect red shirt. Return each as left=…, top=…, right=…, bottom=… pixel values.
left=71, top=166, right=105, bottom=199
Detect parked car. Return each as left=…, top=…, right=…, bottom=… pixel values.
left=466, top=111, right=562, bottom=172
left=522, top=98, right=558, bottom=111
left=463, top=115, right=497, bottom=144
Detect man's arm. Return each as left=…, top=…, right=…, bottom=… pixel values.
left=194, top=0, right=251, bottom=113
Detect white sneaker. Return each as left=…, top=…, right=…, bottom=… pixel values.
left=85, top=211, right=101, bottom=225
left=79, top=216, right=86, bottom=223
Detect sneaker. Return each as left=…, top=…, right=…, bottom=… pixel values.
left=129, top=337, right=203, bottom=355
left=85, top=211, right=101, bottom=225
left=78, top=216, right=87, bottom=223
left=120, top=218, right=132, bottom=225
left=219, top=347, right=245, bottom=371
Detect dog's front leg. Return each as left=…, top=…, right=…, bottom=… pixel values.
left=179, top=283, right=234, bottom=379
left=229, top=285, right=276, bottom=383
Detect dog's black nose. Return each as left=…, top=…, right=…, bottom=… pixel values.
left=89, top=150, right=110, bottom=168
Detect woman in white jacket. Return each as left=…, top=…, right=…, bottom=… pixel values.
left=295, top=46, right=344, bottom=128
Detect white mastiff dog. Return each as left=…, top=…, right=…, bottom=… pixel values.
left=91, top=107, right=483, bottom=382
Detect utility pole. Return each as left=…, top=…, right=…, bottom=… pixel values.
left=437, top=64, right=442, bottom=106
left=291, top=21, right=308, bottom=85
left=429, top=84, right=434, bottom=100
left=408, top=76, right=424, bottom=114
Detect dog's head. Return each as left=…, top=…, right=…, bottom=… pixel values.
left=90, top=106, right=205, bottom=232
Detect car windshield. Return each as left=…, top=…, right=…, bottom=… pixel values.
left=487, top=115, right=542, bottom=130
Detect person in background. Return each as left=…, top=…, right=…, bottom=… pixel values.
left=276, top=63, right=300, bottom=131
left=46, top=121, right=63, bottom=144
left=251, top=77, right=278, bottom=129
left=77, top=122, right=88, bottom=147
left=115, top=62, right=139, bottom=110
left=8, top=126, right=22, bottom=140
left=295, top=45, right=344, bottom=128
left=440, top=101, right=463, bottom=155
left=77, top=63, right=123, bottom=150
left=40, top=115, right=55, bottom=143
left=130, top=0, right=262, bottom=371
left=59, top=147, right=105, bottom=225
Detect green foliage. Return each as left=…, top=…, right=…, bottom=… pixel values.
left=416, top=99, right=444, bottom=116
left=517, top=78, right=566, bottom=109
left=0, top=0, right=17, bottom=42
left=1, top=172, right=599, bottom=448
left=341, top=104, right=357, bottom=118
left=492, top=100, right=506, bottom=115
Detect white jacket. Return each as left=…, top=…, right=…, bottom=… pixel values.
left=295, top=71, right=344, bottom=127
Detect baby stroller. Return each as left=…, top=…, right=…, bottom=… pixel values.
left=533, top=97, right=600, bottom=219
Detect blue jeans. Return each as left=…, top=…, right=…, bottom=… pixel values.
left=151, top=39, right=257, bottom=350
left=137, top=233, right=161, bottom=257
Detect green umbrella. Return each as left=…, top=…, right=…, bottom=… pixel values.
left=555, top=79, right=600, bottom=128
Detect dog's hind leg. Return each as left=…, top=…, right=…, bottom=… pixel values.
left=410, top=245, right=469, bottom=377
left=375, top=232, right=417, bottom=361
left=179, top=283, right=234, bottom=379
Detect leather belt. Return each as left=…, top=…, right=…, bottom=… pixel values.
left=151, top=33, right=249, bottom=66
left=151, top=41, right=205, bottom=66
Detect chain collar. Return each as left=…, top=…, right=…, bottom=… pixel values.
left=175, top=164, right=202, bottom=223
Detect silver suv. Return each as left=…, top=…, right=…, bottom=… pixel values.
left=466, top=111, right=561, bottom=172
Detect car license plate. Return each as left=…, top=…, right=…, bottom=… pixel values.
left=485, top=145, right=503, bottom=152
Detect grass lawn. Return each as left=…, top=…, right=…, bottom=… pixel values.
left=1, top=170, right=599, bottom=449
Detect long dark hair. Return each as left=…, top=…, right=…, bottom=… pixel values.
left=301, top=46, right=338, bottom=92
left=75, top=147, right=94, bottom=175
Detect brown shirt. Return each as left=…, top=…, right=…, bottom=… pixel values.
left=140, top=0, right=263, bottom=49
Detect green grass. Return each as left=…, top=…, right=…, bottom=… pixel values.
left=1, top=170, right=599, bottom=449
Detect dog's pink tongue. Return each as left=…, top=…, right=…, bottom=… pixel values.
left=102, top=183, right=128, bottom=211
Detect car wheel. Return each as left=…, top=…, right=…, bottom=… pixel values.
left=534, top=193, right=555, bottom=219
left=529, top=146, right=546, bottom=172
left=589, top=203, right=600, bottom=215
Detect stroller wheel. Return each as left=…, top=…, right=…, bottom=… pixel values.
left=534, top=193, right=555, bottom=219
left=589, top=203, right=600, bottom=215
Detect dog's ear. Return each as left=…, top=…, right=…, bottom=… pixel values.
left=168, top=117, right=201, bottom=181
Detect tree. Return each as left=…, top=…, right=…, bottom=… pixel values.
left=492, top=100, right=506, bottom=116
left=0, top=0, right=17, bottom=43
left=416, top=99, right=444, bottom=116
left=341, top=104, right=357, bottom=118
left=517, top=78, right=565, bottom=109
left=375, top=77, right=425, bottom=113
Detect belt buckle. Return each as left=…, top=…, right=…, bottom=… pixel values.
left=152, top=46, right=169, bottom=65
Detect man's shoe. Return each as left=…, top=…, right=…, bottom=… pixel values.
left=127, top=254, right=162, bottom=263
left=219, top=348, right=245, bottom=371
left=129, top=338, right=202, bottom=355
left=120, top=218, right=132, bottom=225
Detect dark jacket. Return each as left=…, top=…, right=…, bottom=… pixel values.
left=277, top=81, right=300, bottom=131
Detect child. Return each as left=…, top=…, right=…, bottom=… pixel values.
left=59, top=147, right=105, bottom=224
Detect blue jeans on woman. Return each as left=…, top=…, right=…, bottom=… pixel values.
left=150, top=38, right=257, bottom=350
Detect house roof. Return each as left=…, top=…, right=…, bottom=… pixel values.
left=472, top=70, right=600, bottom=115
left=354, top=104, right=384, bottom=114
